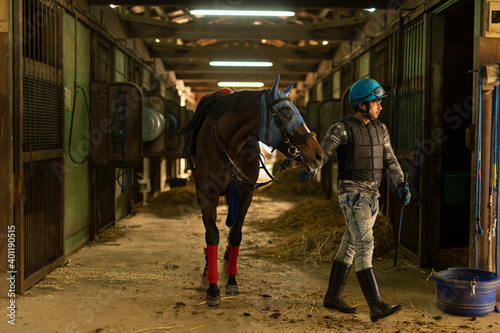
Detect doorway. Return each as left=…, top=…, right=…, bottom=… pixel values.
left=439, top=0, right=474, bottom=267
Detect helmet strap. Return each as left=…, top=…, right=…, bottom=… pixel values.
left=359, top=102, right=373, bottom=120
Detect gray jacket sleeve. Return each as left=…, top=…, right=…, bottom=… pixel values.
left=320, top=122, right=348, bottom=164
left=381, top=123, right=405, bottom=188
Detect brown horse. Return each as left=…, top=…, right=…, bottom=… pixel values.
left=180, top=75, right=324, bottom=306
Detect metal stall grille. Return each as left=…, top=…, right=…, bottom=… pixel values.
left=23, top=159, right=63, bottom=279
left=92, top=33, right=114, bottom=82
left=16, top=0, right=65, bottom=292
left=91, top=33, right=116, bottom=232
left=371, top=39, right=392, bottom=87
left=395, top=18, right=424, bottom=154
left=370, top=38, right=393, bottom=216
left=391, top=15, right=427, bottom=265
left=23, top=77, right=64, bottom=151
left=340, top=64, right=352, bottom=118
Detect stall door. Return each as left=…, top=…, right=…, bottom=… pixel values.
left=14, top=0, right=65, bottom=293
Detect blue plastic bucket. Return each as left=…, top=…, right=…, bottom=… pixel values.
left=430, top=268, right=500, bottom=316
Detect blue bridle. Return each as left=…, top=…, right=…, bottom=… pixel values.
left=259, top=90, right=306, bottom=148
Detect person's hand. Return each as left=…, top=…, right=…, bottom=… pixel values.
left=397, top=183, right=411, bottom=206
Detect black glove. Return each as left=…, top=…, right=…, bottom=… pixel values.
left=397, top=183, right=411, bottom=206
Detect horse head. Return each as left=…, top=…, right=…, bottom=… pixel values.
left=260, top=75, right=324, bottom=178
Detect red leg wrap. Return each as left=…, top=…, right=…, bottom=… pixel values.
left=227, top=246, right=240, bottom=276
left=206, top=245, right=219, bottom=284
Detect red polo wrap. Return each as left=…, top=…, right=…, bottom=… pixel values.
left=206, top=245, right=219, bottom=284
left=227, top=246, right=240, bottom=276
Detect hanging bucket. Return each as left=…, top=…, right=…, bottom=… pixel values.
left=137, top=178, right=150, bottom=193
left=430, top=268, right=500, bottom=317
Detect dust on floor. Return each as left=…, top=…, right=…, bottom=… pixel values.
left=1, top=195, right=499, bottom=333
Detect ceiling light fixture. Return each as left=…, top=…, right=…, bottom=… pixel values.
left=218, top=82, right=264, bottom=88
left=365, top=8, right=376, bottom=12
left=191, top=9, right=295, bottom=17
left=210, top=61, right=273, bottom=67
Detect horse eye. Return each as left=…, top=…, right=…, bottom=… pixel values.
left=279, top=108, right=293, bottom=121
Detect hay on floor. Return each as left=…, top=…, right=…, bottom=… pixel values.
left=256, top=167, right=325, bottom=200
left=253, top=198, right=394, bottom=263
left=140, top=187, right=199, bottom=216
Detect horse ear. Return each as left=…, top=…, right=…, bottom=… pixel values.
left=283, top=81, right=294, bottom=97
left=270, top=75, right=280, bottom=101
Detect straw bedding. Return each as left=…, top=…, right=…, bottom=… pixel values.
left=140, top=187, right=199, bottom=216
left=256, top=167, right=325, bottom=199
left=252, top=198, right=395, bottom=264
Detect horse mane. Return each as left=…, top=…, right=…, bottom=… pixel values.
left=179, top=89, right=265, bottom=159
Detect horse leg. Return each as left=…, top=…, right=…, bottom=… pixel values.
left=199, top=194, right=221, bottom=307
left=225, top=189, right=253, bottom=296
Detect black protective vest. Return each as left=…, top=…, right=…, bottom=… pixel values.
left=337, top=116, right=384, bottom=181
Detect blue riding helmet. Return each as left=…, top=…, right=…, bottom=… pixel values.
left=349, top=79, right=387, bottom=107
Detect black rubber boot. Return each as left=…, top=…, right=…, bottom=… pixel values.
left=323, top=261, right=356, bottom=313
left=356, top=267, right=402, bottom=322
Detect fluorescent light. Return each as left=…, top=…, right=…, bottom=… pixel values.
left=210, top=61, right=273, bottom=67
left=322, top=40, right=329, bottom=45
left=365, top=8, right=376, bottom=12
left=191, top=9, right=294, bottom=17
left=109, top=4, right=119, bottom=8
left=218, top=82, right=264, bottom=88
left=155, top=39, right=161, bottom=43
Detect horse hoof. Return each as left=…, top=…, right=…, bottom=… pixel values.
left=226, top=284, right=239, bottom=296
left=206, top=294, right=221, bottom=307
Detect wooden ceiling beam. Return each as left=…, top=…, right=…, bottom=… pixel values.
left=149, top=43, right=337, bottom=60
left=90, top=0, right=392, bottom=9
left=123, top=14, right=363, bottom=41
left=174, top=72, right=304, bottom=82
left=162, top=60, right=318, bottom=73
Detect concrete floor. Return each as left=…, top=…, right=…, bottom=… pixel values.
left=2, top=195, right=500, bottom=333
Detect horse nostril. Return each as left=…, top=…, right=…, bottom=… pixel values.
left=315, top=151, right=323, bottom=162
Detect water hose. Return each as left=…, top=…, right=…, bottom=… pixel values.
left=68, top=13, right=92, bottom=164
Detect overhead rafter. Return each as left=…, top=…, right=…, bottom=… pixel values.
left=149, top=43, right=338, bottom=60
left=162, top=60, right=318, bottom=74
left=122, top=14, right=368, bottom=41
left=87, top=2, right=381, bottom=94
left=89, top=0, right=391, bottom=9
left=176, top=72, right=302, bottom=82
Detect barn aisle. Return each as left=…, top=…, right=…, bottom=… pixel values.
left=2, top=194, right=499, bottom=333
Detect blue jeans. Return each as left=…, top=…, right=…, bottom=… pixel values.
left=334, top=193, right=379, bottom=271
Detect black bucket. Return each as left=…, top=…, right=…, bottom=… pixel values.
left=430, top=267, right=500, bottom=317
